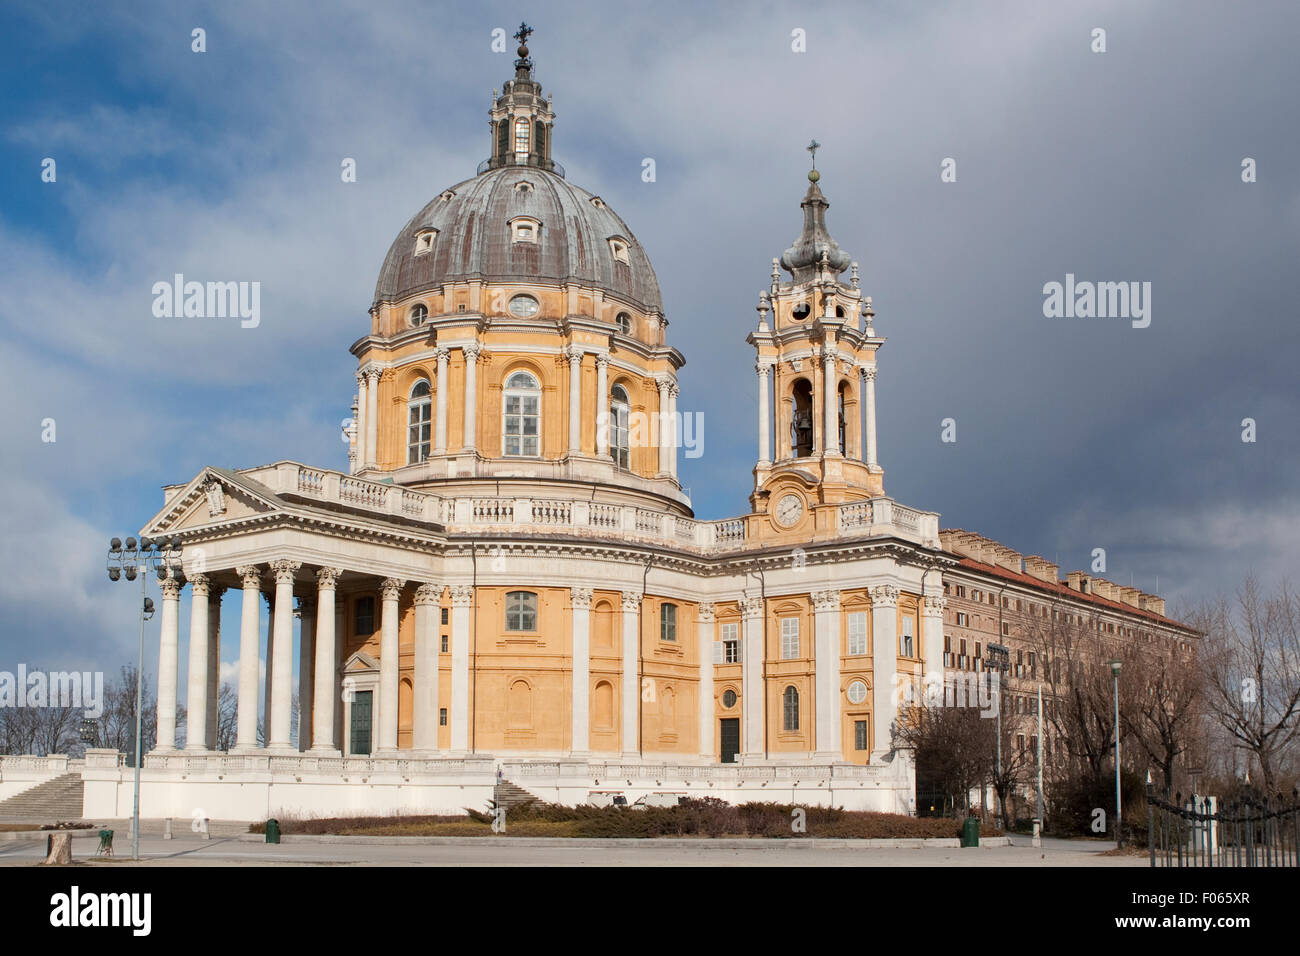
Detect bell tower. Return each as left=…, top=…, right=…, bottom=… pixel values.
left=748, top=143, right=885, bottom=531
left=484, top=22, right=560, bottom=175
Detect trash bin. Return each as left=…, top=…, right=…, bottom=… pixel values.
left=96, top=829, right=114, bottom=857
left=961, top=816, right=980, bottom=848
left=265, top=819, right=280, bottom=844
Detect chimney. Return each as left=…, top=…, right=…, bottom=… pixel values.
left=993, top=545, right=1023, bottom=573
left=1139, top=593, right=1166, bottom=617
left=1024, top=556, right=1055, bottom=584
left=1066, top=571, right=1091, bottom=594
left=1091, top=580, right=1117, bottom=601
left=1119, top=586, right=1142, bottom=608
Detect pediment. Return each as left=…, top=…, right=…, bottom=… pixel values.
left=142, top=468, right=280, bottom=535
left=343, top=651, right=379, bottom=673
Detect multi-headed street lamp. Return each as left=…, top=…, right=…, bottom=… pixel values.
left=1110, top=658, right=1123, bottom=846
left=106, top=535, right=182, bottom=860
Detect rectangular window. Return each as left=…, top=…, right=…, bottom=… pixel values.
left=441, top=607, right=449, bottom=626
left=505, top=590, right=537, bottom=631
left=1002, top=622, right=1010, bottom=636
left=847, top=612, right=867, bottom=655
left=956, top=612, right=969, bottom=627
left=660, top=603, right=677, bottom=641
left=354, top=596, right=375, bottom=636
left=441, top=635, right=448, bottom=653
left=503, top=392, right=540, bottom=456
left=720, top=622, right=740, bottom=663
left=975, top=641, right=982, bottom=658
left=780, top=618, right=799, bottom=660
left=956, top=586, right=966, bottom=598
left=439, top=708, right=447, bottom=727
left=854, top=720, right=869, bottom=751
left=899, top=616, right=914, bottom=657
left=408, top=400, right=431, bottom=464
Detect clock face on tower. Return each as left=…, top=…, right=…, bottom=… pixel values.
left=774, top=493, right=804, bottom=528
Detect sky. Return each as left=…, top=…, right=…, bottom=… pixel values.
left=1, top=0, right=1296, bottom=700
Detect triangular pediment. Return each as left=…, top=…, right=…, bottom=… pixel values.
left=142, top=467, right=281, bottom=535
left=343, top=651, right=378, bottom=673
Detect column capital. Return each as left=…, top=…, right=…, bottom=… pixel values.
left=741, top=596, right=764, bottom=620
left=654, top=375, right=672, bottom=393
left=697, top=601, right=716, bottom=623
left=433, top=346, right=450, bottom=362
left=236, top=565, right=262, bottom=589
left=189, top=573, right=211, bottom=598
left=755, top=360, right=773, bottom=376
left=570, top=586, right=593, bottom=609
left=565, top=344, right=585, bottom=363
left=621, top=590, right=642, bottom=612
left=355, top=369, right=368, bottom=387
left=160, top=576, right=184, bottom=600
left=463, top=341, right=482, bottom=362
left=207, top=584, right=227, bottom=603
left=594, top=352, right=610, bottom=370
left=450, top=584, right=475, bottom=607
left=380, top=578, right=406, bottom=600
left=922, top=595, right=946, bottom=617
left=362, top=363, right=383, bottom=385
left=270, top=559, right=301, bottom=585
left=869, top=584, right=900, bottom=609
left=811, top=589, right=841, bottom=612
left=667, top=381, right=680, bottom=398
left=862, top=363, right=878, bottom=382
left=414, top=583, right=442, bottom=605
left=316, top=566, right=344, bottom=589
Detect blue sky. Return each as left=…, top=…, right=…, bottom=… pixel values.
left=1, top=0, right=1297, bottom=699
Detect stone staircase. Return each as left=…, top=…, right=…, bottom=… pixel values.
left=493, top=779, right=540, bottom=810
left=0, top=773, right=84, bottom=822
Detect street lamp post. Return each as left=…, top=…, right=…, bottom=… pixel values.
left=987, top=643, right=1010, bottom=828
left=1110, top=658, right=1123, bottom=847
left=107, top=535, right=182, bottom=860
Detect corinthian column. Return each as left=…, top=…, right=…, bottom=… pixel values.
left=756, top=362, right=772, bottom=466
left=870, top=585, right=900, bottom=760
left=656, top=377, right=671, bottom=476
left=268, top=560, right=300, bottom=750
left=449, top=585, right=474, bottom=752
left=595, top=354, right=610, bottom=457
left=863, top=364, right=878, bottom=469
left=570, top=587, right=593, bottom=755
left=741, top=596, right=764, bottom=756
left=297, top=596, right=315, bottom=751
left=697, top=602, right=716, bottom=759
left=462, top=343, right=481, bottom=454
left=184, top=574, right=211, bottom=751
left=155, top=574, right=183, bottom=752
left=667, top=381, right=679, bottom=480
left=354, top=371, right=368, bottom=473
left=364, top=365, right=381, bottom=469
left=378, top=577, right=406, bottom=753
left=812, top=589, right=842, bottom=758
left=620, top=591, right=641, bottom=757
left=433, top=347, right=449, bottom=455
left=567, top=346, right=583, bottom=456
left=311, top=567, right=343, bottom=753
left=235, top=566, right=262, bottom=750
left=823, top=345, right=839, bottom=456
left=413, top=583, right=441, bottom=752
left=205, top=586, right=224, bottom=749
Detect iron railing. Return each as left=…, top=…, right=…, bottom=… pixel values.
left=1147, top=784, right=1300, bottom=867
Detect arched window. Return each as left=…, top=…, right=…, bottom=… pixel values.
left=615, top=312, right=632, bottom=335
left=407, top=380, right=432, bottom=464
left=783, top=686, right=800, bottom=731
left=837, top=384, right=847, bottom=453
left=505, top=590, right=537, bottom=631
left=503, top=371, right=540, bottom=456
left=514, top=117, right=530, bottom=161
left=409, top=303, right=428, bottom=326
left=791, top=379, right=814, bottom=457
left=610, top=384, right=630, bottom=469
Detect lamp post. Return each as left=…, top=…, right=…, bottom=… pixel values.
left=987, top=643, right=1010, bottom=828
left=1110, top=658, right=1122, bottom=847
left=106, top=534, right=182, bottom=860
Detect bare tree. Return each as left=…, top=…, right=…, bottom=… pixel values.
left=1121, top=636, right=1200, bottom=797
left=1196, top=578, right=1300, bottom=793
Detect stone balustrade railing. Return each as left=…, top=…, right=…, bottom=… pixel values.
left=0, top=755, right=71, bottom=773
left=499, top=760, right=889, bottom=781
left=253, top=462, right=940, bottom=553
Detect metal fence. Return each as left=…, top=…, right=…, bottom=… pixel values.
left=1147, top=785, right=1299, bottom=867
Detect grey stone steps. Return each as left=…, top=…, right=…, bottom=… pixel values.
left=0, top=773, right=85, bottom=822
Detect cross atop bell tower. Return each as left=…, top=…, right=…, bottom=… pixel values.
left=747, top=150, right=886, bottom=527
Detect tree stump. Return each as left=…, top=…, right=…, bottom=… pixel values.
left=44, top=832, right=72, bottom=865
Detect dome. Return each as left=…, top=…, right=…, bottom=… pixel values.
left=779, top=177, right=852, bottom=283
left=372, top=165, right=663, bottom=313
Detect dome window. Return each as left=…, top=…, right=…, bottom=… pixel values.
left=413, top=228, right=438, bottom=256
left=503, top=371, right=541, bottom=457
left=514, top=180, right=534, bottom=194
left=589, top=196, right=606, bottom=209
left=608, top=237, right=630, bottom=264
left=509, top=216, right=541, bottom=243
left=407, top=380, right=432, bottom=464
left=615, top=312, right=632, bottom=335
left=514, top=117, right=530, bottom=161
left=438, top=190, right=456, bottom=202
left=507, top=294, right=540, bottom=318
left=791, top=301, right=811, bottom=321
left=409, top=303, right=428, bottom=326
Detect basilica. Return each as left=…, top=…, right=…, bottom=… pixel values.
left=80, top=31, right=1195, bottom=820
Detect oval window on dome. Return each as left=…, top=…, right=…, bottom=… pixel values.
left=792, top=302, right=811, bottom=321
left=508, top=294, right=540, bottom=318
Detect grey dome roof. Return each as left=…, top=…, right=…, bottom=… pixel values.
left=372, top=165, right=662, bottom=313
left=780, top=178, right=852, bottom=283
